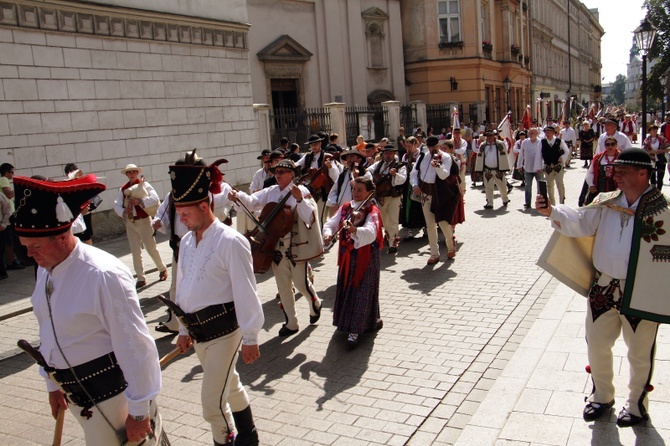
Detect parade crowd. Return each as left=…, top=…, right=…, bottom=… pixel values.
left=1, top=108, right=669, bottom=444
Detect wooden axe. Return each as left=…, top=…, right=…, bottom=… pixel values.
left=16, top=340, right=65, bottom=446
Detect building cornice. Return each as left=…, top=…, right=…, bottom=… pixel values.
left=0, top=0, right=249, bottom=49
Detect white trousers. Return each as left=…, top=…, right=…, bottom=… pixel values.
left=72, top=394, right=162, bottom=446
left=545, top=167, right=565, bottom=204
left=271, top=252, right=320, bottom=331
left=586, top=304, right=659, bottom=417
left=379, top=196, right=401, bottom=244
left=124, top=218, right=166, bottom=282
left=483, top=169, right=508, bottom=206
left=194, top=330, right=250, bottom=444
left=420, top=194, right=454, bottom=257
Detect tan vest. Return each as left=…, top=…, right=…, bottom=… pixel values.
left=474, top=141, right=510, bottom=172
left=287, top=196, right=324, bottom=263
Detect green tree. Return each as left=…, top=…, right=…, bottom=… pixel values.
left=610, top=74, right=626, bottom=105
left=642, top=1, right=670, bottom=103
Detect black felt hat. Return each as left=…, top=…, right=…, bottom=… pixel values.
left=169, top=151, right=227, bottom=207
left=426, top=136, right=440, bottom=147
left=381, top=144, right=397, bottom=152
left=304, top=134, right=324, bottom=145
left=269, top=159, right=299, bottom=174
left=256, top=149, right=271, bottom=160
left=611, top=148, right=654, bottom=169
left=13, top=174, right=106, bottom=238
left=340, top=148, right=366, bottom=160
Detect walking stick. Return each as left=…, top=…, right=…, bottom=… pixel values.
left=159, top=347, right=181, bottom=368
left=17, top=340, right=66, bottom=446
left=53, top=406, right=65, bottom=446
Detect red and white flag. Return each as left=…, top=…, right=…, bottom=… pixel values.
left=522, top=104, right=532, bottom=129
left=497, top=111, right=513, bottom=150
left=451, top=107, right=460, bottom=129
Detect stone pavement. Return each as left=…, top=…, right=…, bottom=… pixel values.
left=0, top=162, right=668, bottom=445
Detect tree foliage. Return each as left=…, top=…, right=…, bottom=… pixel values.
left=643, top=1, right=670, bottom=102
left=609, top=74, right=627, bottom=105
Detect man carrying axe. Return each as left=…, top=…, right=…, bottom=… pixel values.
left=14, top=174, right=166, bottom=445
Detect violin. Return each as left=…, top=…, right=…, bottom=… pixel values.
left=305, top=153, right=335, bottom=191
left=373, top=161, right=406, bottom=198
left=324, top=191, right=375, bottom=251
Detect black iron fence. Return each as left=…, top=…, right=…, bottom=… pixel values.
left=426, top=104, right=452, bottom=132
left=269, top=107, right=331, bottom=148
left=400, top=104, right=417, bottom=133
left=344, top=106, right=388, bottom=146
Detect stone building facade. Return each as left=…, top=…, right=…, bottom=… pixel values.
left=0, top=0, right=258, bottom=237
left=247, top=0, right=407, bottom=109
left=401, top=0, right=533, bottom=126
left=530, top=0, right=604, bottom=120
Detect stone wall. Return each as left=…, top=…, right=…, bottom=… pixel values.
left=0, top=1, right=260, bottom=238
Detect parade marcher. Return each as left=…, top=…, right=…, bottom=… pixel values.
left=261, top=150, right=285, bottom=189
left=367, top=144, right=407, bottom=253
left=468, top=133, right=483, bottom=187
left=596, top=118, right=632, bottom=154
left=410, top=135, right=457, bottom=264
left=579, top=121, right=596, bottom=168
left=295, top=134, right=340, bottom=225
left=15, top=174, right=167, bottom=445
left=327, top=148, right=371, bottom=213
left=475, top=129, right=510, bottom=209
left=560, top=120, right=577, bottom=164
left=621, top=114, right=637, bottom=144
left=452, top=128, right=468, bottom=188
left=152, top=150, right=233, bottom=334
left=113, top=164, right=167, bottom=289
left=400, top=136, right=427, bottom=239
left=511, top=131, right=527, bottom=185
left=276, top=136, right=290, bottom=155
left=396, top=126, right=407, bottom=160
left=169, top=156, right=263, bottom=446
left=236, top=149, right=272, bottom=235
left=582, top=136, right=621, bottom=206
left=441, top=140, right=465, bottom=236
left=516, top=128, right=544, bottom=209
left=541, top=125, right=570, bottom=205
left=323, top=177, right=383, bottom=347
left=642, top=124, right=669, bottom=190
left=288, top=143, right=302, bottom=163
left=536, top=148, right=669, bottom=428
left=230, top=159, right=323, bottom=337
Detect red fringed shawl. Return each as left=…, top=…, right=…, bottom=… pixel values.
left=337, top=202, right=384, bottom=288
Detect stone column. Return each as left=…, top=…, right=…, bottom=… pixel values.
left=382, top=101, right=400, bottom=141
left=325, top=102, right=346, bottom=146
left=412, top=100, right=427, bottom=130
left=254, top=104, right=271, bottom=150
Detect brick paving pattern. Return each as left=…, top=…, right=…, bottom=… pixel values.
left=0, top=164, right=668, bottom=445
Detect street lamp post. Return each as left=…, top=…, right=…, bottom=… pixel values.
left=503, top=76, right=512, bottom=116
left=634, top=17, right=657, bottom=145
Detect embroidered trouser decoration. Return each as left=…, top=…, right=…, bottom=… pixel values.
left=585, top=272, right=660, bottom=418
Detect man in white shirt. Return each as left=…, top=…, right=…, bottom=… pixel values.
left=237, top=149, right=272, bottom=235
left=170, top=156, right=264, bottom=446
left=15, top=174, right=165, bottom=445
left=296, top=134, right=341, bottom=225
left=536, top=148, right=666, bottom=428
left=540, top=125, right=570, bottom=205
left=517, top=127, right=545, bottom=209
left=559, top=120, right=577, bottom=164
left=409, top=135, right=455, bottom=264
left=596, top=118, right=632, bottom=154
left=327, top=148, right=371, bottom=212
left=113, top=164, right=167, bottom=288
left=474, top=129, right=511, bottom=209
left=367, top=144, right=407, bottom=253
left=231, top=159, right=323, bottom=337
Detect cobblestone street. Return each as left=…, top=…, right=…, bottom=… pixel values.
left=0, top=165, right=668, bottom=445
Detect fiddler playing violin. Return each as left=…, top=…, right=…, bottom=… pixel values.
left=323, top=177, right=384, bottom=347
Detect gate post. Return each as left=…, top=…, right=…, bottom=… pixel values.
left=411, top=100, right=427, bottom=133
left=254, top=103, right=272, bottom=149
left=383, top=100, right=400, bottom=141
left=325, top=102, right=346, bottom=147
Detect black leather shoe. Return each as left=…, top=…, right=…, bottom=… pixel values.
left=278, top=325, right=299, bottom=337
left=583, top=400, right=615, bottom=421
left=309, top=300, right=321, bottom=324
left=503, top=200, right=510, bottom=207
left=483, top=204, right=493, bottom=209
left=616, top=407, right=646, bottom=427
left=135, top=280, right=146, bottom=289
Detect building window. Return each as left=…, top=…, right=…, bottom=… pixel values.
left=438, top=0, right=461, bottom=44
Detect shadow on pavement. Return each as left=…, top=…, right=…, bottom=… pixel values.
left=0, top=350, right=38, bottom=379
left=298, top=331, right=374, bottom=411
